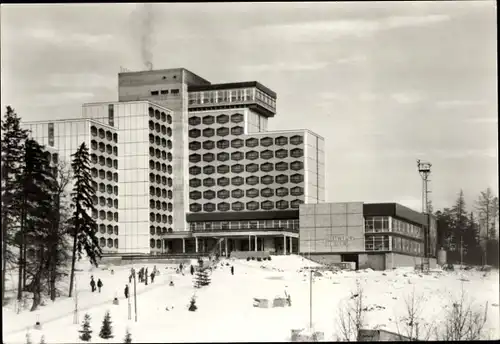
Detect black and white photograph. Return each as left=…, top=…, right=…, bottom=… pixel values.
left=1, top=1, right=498, bottom=342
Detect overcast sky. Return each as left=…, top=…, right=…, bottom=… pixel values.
left=1, top=2, right=497, bottom=212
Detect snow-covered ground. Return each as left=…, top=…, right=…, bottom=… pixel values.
left=3, top=256, right=499, bottom=343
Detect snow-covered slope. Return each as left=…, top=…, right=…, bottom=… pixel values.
left=3, top=255, right=499, bottom=343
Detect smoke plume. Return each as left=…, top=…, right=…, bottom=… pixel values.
left=140, top=3, right=154, bottom=70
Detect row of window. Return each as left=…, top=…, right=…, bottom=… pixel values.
left=188, top=136, right=298, bottom=151
left=91, top=169, right=119, bottom=182
left=364, top=216, right=422, bottom=238
left=149, top=134, right=173, bottom=149
left=188, top=88, right=276, bottom=109
left=99, top=237, right=118, bottom=249
left=91, top=140, right=118, bottom=156
left=149, top=160, right=173, bottom=174
left=188, top=113, right=243, bottom=126
left=92, top=196, right=119, bottom=209
left=98, top=224, right=119, bottom=235
left=150, top=226, right=174, bottom=236
left=91, top=126, right=118, bottom=143
left=189, top=199, right=303, bottom=212
left=188, top=148, right=304, bottom=163
left=92, top=210, right=119, bottom=222
left=150, top=238, right=168, bottom=249
left=149, top=187, right=173, bottom=199
left=148, top=107, right=173, bottom=124
left=149, top=121, right=172, bottom=136
left=150, top=212, right=173, bottom=224
left=149, top=173, right=173, bottom=187
left=189, top=126, right=244, bottom=138
left=149, top=148, right=173, bottom=161
left=149, top=200, right=173, bottom=212
left=189, top=186, right=304, bottom=200
left=92, top=182, right=118, bottom=196
left=189, top=174, right=304, bottom=188
left=189, top=219, right=300, bottom=232
left=90, top=154, right=118, bottom=169
left=392, top=236, right=423, bottom=255
left=189, top=162, right=300, bottom=175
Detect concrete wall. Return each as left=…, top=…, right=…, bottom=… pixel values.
left=385, top=253, right=437, bottom=269
left=359, top=253, right=385, bottom=270
left=299, top=202, right=365, bottom=254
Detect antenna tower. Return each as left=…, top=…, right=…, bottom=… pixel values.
left=417, top=160, right=432, bottom=272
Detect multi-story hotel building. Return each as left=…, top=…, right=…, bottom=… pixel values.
left=23, top=68, right=325, bottom=255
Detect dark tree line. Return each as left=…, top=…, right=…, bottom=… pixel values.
left=435, top=188, right=499, bottom=267
left=1, top=106, right=102, bottom=310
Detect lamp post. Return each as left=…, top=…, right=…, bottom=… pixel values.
left=132, top=268, right=137, bottom=322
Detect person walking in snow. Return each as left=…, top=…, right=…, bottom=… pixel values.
left=150, top=271, right=155, bottom=283
left=97, top=279, right=103, bottom=293
left=231, top=265, right=234, bottom=275
left=124, top=284, right=129, bottom=299
left=145, top=268, right=149, bottom=285
left=90, top=276, right=96, bottom=292
left=190, top=265, right=195, bottom=275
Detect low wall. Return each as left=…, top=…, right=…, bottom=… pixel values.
left=120, top=258, right=192, bottom=266
left=99, top=256, right=122, bottom=266
left=300, top=254, right=341, bottom=266
left=359, top=329, right=412, bottom=341
left=231, top=251, right=271, bottom=259
left=385, top=253, right=437, bottom=270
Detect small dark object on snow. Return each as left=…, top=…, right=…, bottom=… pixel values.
left=97, top=279, right=103, bottom=293
left=246, top=257, right=251, bottom=261
left=190, top=265, right=195, bottom=275
left=251, top=257, right=255, bottom=261
left=350, top=293, right=359, bottom=299
left=124, top=285, right=129, bottom=299
left=113, top=297, right=119, bottom=305
left=34, top=321, right=41, bottom=330
left=188, top=296, right=197, bottom=312
left=169, top=281, right=174, bottom=286
left=257, top=257, right=262, bottom=262
left=443, top=264, right=454, bottom=271
left=231, top=266, right=234, bottom=275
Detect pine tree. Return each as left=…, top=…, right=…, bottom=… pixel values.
left=68, top=142, right=101, bottom=297
left=25, top=329, right=32, bottom=344
left=79, top=313, right=92, bottom=342
left=13, top=138, right=56, bottom=305
left=1, top=106, right=29, bottom=304
left=39, top=335, right=46, bottom=344
left=99, top=311, right=114, bottom=339
left=188, top=295, right=197, bottom=311
left=123, top=328, right=132, bottom=343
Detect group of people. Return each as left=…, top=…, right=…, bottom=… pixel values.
left=124, top=266, right=160, bottom=299
left=89, top=276, right=103, bottom=293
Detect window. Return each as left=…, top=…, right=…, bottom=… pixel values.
left=203, top=153, right=215, bottom=162
left=231, top=176, right=244, bottom=186
left=290, top=186, right=303, bottom=196
left=203, top=141, right=215, bottom=150
left=231, top=189, right=244, bottom=198
left=276, top=175, right=289, bottom=184
left=276, top=200, right=289, bottom=209
left=231, top=152, right=243, bottom=161
left=189, top=166, right=201, bottom=175
left=246, top=201, right=259, bottom=211
left=231, top=164, right=244, bottom=173
left=217, top=177, right=229, bottom=186
left=246, top=164, right=258, bottom=173
left=246, top=138, right=258, bottom=147
left=261, top=175, right=274, bottom=185
left=217, top=190, right=230, bottom=199
left=231, top=139, right=243, bottom=149
left=171, top=89, right=179, bottom=95
left=231, top=126, right=244, bottom=135
left=290, top=135, right=303, bottom=145
left=189, top=116, right=201, bottom=126
left=203, top=203, right=215, bottom=212
left=260, top=137, right=273, bottom=147
left=48, top=123, right=54, bottom=147
left=151, top=91, right=159, bottom=96
left=276, top=187, right=289, bottom=197
left=260, top=150, right=273, bottom=159
left=108, top=104, right=114, bottom=127
left=203, top=178, right=215, bottom=187
left=217, top=152, right=229, bottom=162
left=290, top=161, right=303, bottom=171
left=232, top=202, right=244, bottom=211
left=290, top=148, right=304, bottom=158
left=190, top=203, right=202, bottom=212
left=260, top=163, right=273, bottom=172
left=275, top=162, right=288, bottom=171
left=161, top=90, right=168, bottom=95
left=290, top=174, right=304, bottom=184
left=245, top=151, right=258, bottom=160
left=246, top=188, right=259, bottom=198
left=202, top=116, right=214, bottom=125
left=276, top=149, right=288, bottom=159
left=261, top=188, right=274, bottom=198
left=203, top=165, right=215, bottom=175
left=216, top=127, right=229, bottom=137
left=246, top=176, right=259, bottom=185
left=217, top=140, right=229, bottom=149
left=275, top=136, right=288, bottom=146
left=217, top=114, right=229, bottom=124
left=261, top=201, right=274, bottom=210
left=218, top=202, right=230, bottom=212
left=217, top=165, right=230, bottom=174
left=189, top=178, right=201, bottom=188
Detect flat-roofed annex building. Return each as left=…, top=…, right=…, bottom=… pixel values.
left=299, top=202, right=438, bottom=270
